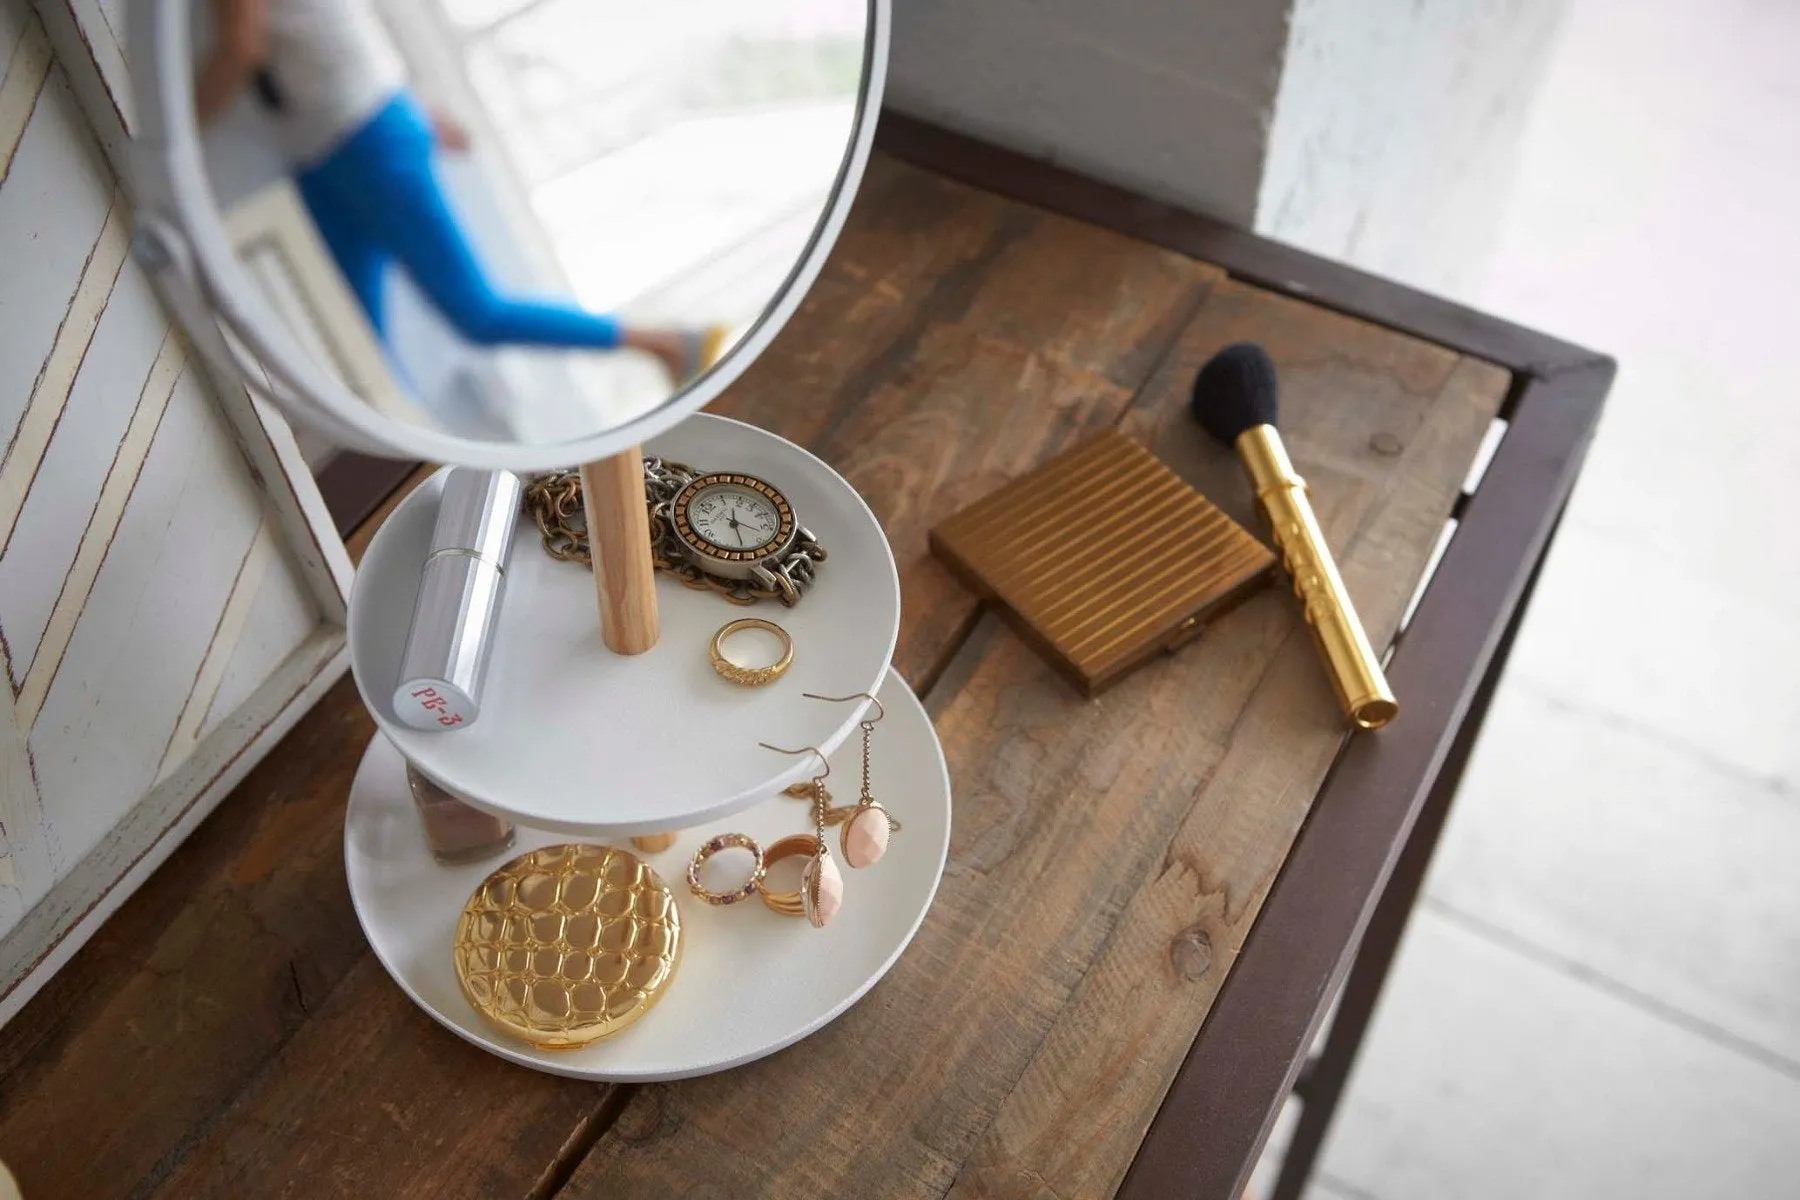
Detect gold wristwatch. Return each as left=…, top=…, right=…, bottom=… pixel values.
left=647, top=459, right=826, bottom=605
left=522, top=461, right=827, bottom=606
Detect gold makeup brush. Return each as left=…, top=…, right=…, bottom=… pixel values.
left=1191, top=343, right=1398, bottom=729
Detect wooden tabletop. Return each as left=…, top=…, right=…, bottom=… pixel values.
left=0, top=120, right=1607, bottom=1199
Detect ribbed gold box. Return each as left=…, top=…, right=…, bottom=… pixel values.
left=930, top=430, right=1275, bottom=696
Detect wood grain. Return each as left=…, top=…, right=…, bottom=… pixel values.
left=955, top=304, right=1507, bottom=1200
left=559, top=224, right=1507, bottom=1200
left=0, top=152, right=1510, bottom=1200
left=345, top=464, right=435, bottom=566
left=7, top=328, right=182, bottom=715
left=580, top=447, right=659, bottom=656
left=710, top=156, right=1223, bottom=686
left=0, top=676, right=374, bottom=1198
left=143, top=955, right=607, bottom=1200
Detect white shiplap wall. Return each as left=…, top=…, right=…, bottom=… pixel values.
left=0, top=0, right=352, bottom=1024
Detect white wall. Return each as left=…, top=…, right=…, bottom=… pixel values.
left=1257, top=0, right=1567, bottom=297
left=888, top=0, right=1292, bottom=226
left=888, top=0, right=1567, bottom=296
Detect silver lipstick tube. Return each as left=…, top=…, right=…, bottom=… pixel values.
left=392, top=468, right=523, bottom=731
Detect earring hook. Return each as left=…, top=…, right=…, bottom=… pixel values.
left=759, top=742, right=830, bottom=781
left=802, top=691, right=885, bottom=724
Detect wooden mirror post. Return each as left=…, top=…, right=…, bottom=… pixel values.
left=578, top=446, right=676, bottom=856
left=579, top=446, right=660, bottom=655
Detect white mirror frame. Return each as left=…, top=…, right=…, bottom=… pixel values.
left=125, top=0, right=891, bottom=470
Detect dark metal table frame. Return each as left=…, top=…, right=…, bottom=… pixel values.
left=315, top=114, right=1611, bottom=1200
left=876, top=115, right=1612, bottom=1200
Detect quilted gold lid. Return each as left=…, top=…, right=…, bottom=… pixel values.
left=453, top=843, right=681, bottom=1050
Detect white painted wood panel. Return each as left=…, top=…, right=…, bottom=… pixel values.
left=10, top=330, right=183, bottom=729
left=1, top=0, right=354, bottom=1023
left=0, top=71, right=109, bottom=445
left=22, top=364, right=264, bottom=898
left=0, top=7, right=47, bottom=152
left=0, top=628, right=346, bottom=1023
left=198, top=536, right=323, bottom=743
left=1, top=0, right=28, bottom=75
left=0, top=244, right=167, bottom=681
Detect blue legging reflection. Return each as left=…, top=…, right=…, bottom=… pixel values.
left=294, top=92, right=621, bottom=350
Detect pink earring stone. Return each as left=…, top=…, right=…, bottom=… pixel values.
left=802, top=853, right=843, bottom=928
left=842, top=807, right=891, bottom=869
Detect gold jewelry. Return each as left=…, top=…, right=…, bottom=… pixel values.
left=710, top=618, right=794, bottom=687
left=685, top=832, right=766, bottom=906
left=522, top=462, right=826, bottom=607
left=453, top=844, right=680, bottom=1050
left=804, top=692, right=896, bottom=869
left=758, top=834, right=824, bottom=917
left=759, top=744, right=843, bottom=928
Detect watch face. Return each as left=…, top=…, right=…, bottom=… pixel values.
left=690, top=484, right=780, bottom=552
left=671, top=474, right=797, bottom=570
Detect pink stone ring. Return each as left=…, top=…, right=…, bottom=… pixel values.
left=685, top=833, right=766, bottom=906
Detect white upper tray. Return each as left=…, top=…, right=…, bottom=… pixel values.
left=347, top=414, right=900, bottom=835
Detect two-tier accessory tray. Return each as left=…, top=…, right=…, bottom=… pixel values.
left=343, top=414, right=949, bottom=1079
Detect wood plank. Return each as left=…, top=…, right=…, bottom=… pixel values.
left=198, top=529, right=328, bottom=744
left=878, top=113, right=1601, bottom=377
left=0, top=261, right=170, bottom=682
left=11, top=330, right=183, bottom=713
left=0, top=464, right=452, bottom=1200
left=0, top=10, right=50, bottom=178
left=11, top=155, right=1214, bottom=1194
left=344, top=463, right=435, bottom=565
left=0, top=150, right=1516, bottom=1200
left=6, top=369, right=266, bottom=963
left=1118, top=362, right=1608, bottom=1200
left=0, top=0, right=359, bottom=1131
left=2, top=1, right=30, bottom=71
left=559, top=281, right=1506, bottom=1198
left=711, top=156, right=1222, bottom=685
left=0, top=66, right=110, bottom=448
left=0, top=675, right=374, bottom=1198
left=0, top=194, right=130, bottom=546
left=0, top=628, right=345, bottom=1023
left=143, top=955, right=606, bottom=1199
left=29, top=0, right=134, bottom=180
left=0, top=155, right=1224, bottom=1198
left=957, top=331, right=1507, bottom=1200
left=0, top=670, right=44, bottom=937
left=158, top=519, right=278, bottom=781
left=24, top=359, right=261, bottom=810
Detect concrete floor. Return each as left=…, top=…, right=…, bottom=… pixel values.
left=1259, top=0, right=1800, bottom=1196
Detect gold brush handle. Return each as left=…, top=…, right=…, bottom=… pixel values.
left=1238, top=427, right=1398, bottom=729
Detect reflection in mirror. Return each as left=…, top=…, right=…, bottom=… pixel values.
left=190, top=0, right=868, bottom=446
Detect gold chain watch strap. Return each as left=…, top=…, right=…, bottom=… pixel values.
left=522, top=462, right=825, bottom=607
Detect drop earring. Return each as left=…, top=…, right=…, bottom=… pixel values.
left=758, top=743, right=843, bottom=928
left=803, top=692, right=896, bottom=869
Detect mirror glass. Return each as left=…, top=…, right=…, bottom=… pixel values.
left=186, top=0, right=871, bottom=448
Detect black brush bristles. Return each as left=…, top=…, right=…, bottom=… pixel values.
left=1190, top=342, right=1280, bottom=444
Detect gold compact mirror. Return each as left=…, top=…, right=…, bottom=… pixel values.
left=454, top=843, right=682, bottom=1050
left=126, top=0, right=888, bottom=469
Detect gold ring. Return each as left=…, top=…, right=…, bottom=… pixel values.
left=757, top=834, right=822, bottom=917
left=685, top=833, right=766, bottom=906
left=709, top=618, right=794, bottom=687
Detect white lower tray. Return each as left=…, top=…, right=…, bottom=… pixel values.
left=344, top=667, right=949, bottom=1081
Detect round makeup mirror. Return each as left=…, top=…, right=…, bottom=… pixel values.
left=126, top=0, right=887, bottom=469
